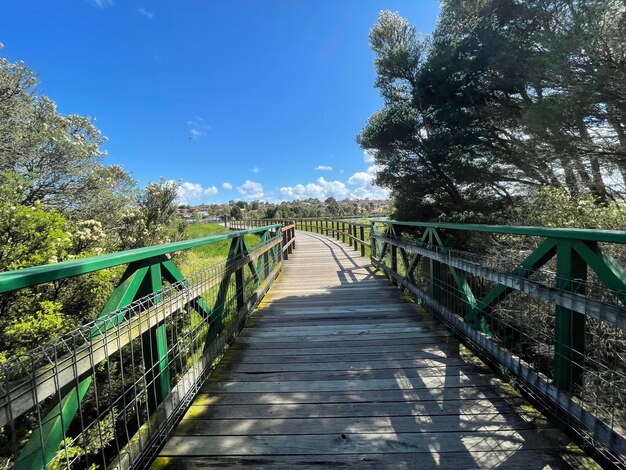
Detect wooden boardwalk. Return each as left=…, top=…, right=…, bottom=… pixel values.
left=154, top=232, right=582, bottom=469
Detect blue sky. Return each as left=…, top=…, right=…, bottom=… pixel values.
left=1, top=0, right=440, bottom=204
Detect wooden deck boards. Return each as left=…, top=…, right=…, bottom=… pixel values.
left=154, top=231, right=580, bottom=469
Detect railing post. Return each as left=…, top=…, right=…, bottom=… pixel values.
left=235, top=237, right=245, bottom=310
left=360, top=226, right=366, bottom=256
left=554, top=240, right=587, bottom=393
left=342, top=222, right=346, bottom=243
left=282, top=228, right=288, bottom=260
left=139, top=261, right=171, bottom=413
left=370, top=222, right=377, bottom=260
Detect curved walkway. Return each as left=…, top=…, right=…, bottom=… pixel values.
left=153, top=231, right=582, bottom=469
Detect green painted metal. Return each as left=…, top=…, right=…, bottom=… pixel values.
left=554, top=240, right=587, bottom=392
left=141, top=262, right=171, bottom=410
left=372, top=220, right=626, bottom=398
left=10, top=226, right=282, bottom=469
left=572, top=241, right=626, bottom=302
left=427, top=228, right=437, bottom=304
left=15, top=262, right=155, bottom=469
left=211, top=238, right=241, bottom=335
left=160, top=258, right=213, bottom=319
left=466, top=239, right=557, bottom=328
left=0, top=226, right=280, bottom=293
left=371, top=220, right=626, bottom=244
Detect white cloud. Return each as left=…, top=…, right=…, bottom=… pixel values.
left=222, top=182, right=233, bottom=190
left=345, top=150, right=390, bottom=199
left=280, top=177, right=348, bottom=200
left=137, top=7, right=153, bottom=19
left=277, top=149, right=389, bottom=201
left=187, top=117, right=211, bottom=138
left=88, top=0, right=113, bottom=7
left=237, top=180, right=264, bottom=199
left=315, top=165, right=333, bottom=171
left=350, top=184, right=390, bottom=200
left=347, top=171, right=371, bottom=186
left=251, top=166, right=260, bottom=173
left=364, top=149, right=376, bottom=163
left=176, top=182, right=218, bottom=204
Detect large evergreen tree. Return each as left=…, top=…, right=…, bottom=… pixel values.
left=360, top=2, right=626, bottom=220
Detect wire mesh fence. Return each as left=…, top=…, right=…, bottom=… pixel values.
left=0, top=230, right=284, bottom=469
left=370, top=223, right=626, bottom=467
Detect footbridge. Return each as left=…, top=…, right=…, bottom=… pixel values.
left=0, top=220, right=625, bottom=469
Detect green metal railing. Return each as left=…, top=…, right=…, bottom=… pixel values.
left=225, top=220, right=296, bottom=260
left=294, top=219, right=370, bottom=256
left=225, top=218, right=293, bottom=230
left=297, top=218, right=626, bottom=466
left=0, top=224, right=292, bottom=469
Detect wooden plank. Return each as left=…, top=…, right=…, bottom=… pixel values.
left=233, top=329, right=453, bottom=345
left=246, top=319, right=434, bottom=330
left=227, top=338, right=460, bottom=353
left=191, top=387, right=504, bottom=406
left=217, top=357, right=468, bottom=373
left=268, top=284, right=393, bottom=291
left=219, top=348, right=461, bottom=364
left=238, top=323, right=441, bottom=338
left=159, top=429, right=562, bottom=456
left=207, top=365, right=482, bottom=383
left=247, top=314, right=424, bottom=327
left=174, top=413, right=535, bottom=436
left=263, top=294, right=407, bottom=304
left=189, top=385, right=503, bottom=406
left=182, top=399, right=520, bottom=420
left=201, top=375, right=493, bottom=393
left=256, top=303, right=418, bottom=315
left=152, top=450, right=575, bottom=469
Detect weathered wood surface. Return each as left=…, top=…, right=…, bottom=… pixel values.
left=154, top=231, right=581, bottom=469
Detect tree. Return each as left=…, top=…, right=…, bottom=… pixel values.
left=359, top=5, right=626, bottom=220
left=0, top=58, right=106, bottom=209
left=325, top=197, right=340, bottom=215
left=230, top=205, right=242, bottom=220
left=117, top=178, right=184, bottom=249
left=0, top=172, right=117, bottom=360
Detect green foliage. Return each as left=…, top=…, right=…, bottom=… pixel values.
left=2, top=300, right=71, bottom=356
left=178, top=223, right=261, bottom=276
left=117, top=178, right=186, bottom=249
left=0, top=58, right=106, bottom=209
left=0, top=173, right=121, bottom=359
left=230, top=205, right=242, bottom=220
left=47, top=409, right=116, bottom=470
left=521, top=187, right=626, bottom=230
left=361, top=3, right=626, bottom=221
left=0, top=173, right=71, bottom=271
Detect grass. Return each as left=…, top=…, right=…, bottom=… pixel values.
left=178, top=223, right=262, bottom=277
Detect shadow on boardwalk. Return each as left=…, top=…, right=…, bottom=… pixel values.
left=152, top=232, right=587, bottom=469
